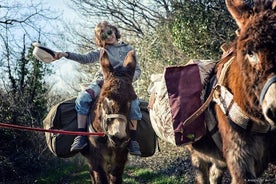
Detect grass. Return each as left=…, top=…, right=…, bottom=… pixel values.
left=35, top=163, right=190, bottom=184
left=123, top=166, right=188, bottom=184
left=34, top=141, right=193, bottom=183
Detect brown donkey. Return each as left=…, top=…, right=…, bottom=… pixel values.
left=81, top=50, right=137, bottom=184
left=187, top=0, right=276, bottom=183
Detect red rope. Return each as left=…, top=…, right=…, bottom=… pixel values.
left=0, top=122, right=105, bottom=136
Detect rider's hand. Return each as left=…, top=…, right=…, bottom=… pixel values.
left=53, top=52, right=68, bottom=61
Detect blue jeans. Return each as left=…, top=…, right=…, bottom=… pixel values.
left=75, top=81, right=142, bottom=120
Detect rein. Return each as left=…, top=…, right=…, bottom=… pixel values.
left=0, top=122, right=105, bottom=136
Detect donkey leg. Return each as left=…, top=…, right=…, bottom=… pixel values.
left=190, top=154, right=210, bottom=184
left=109, top=152, right=128, bottom=184
left=220, top=133, right=258, bottom=183
left=109, top=167, right=124, bottom=184
left=109, top=172, right=123, bottom=184
left=88, top=165, right=109, bottom=184
left=209, top=164, right=224, bottom=184
left=227, top=165, right=257, bottom=184
left=86, top=156, right=109, bottom=184
left=215, top=107, right=254, bottom=184
left=226, top=146, right=265, bottom=184
left=221, top=131, right=265, bottom=184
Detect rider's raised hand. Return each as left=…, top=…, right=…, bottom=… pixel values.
left=53, top=52, right=68, bottom=61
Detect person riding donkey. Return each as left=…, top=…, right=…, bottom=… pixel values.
left=53, top=21, right=142, bottom=156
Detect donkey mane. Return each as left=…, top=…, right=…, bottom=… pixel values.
left=99, top=74, right=137, bottom=109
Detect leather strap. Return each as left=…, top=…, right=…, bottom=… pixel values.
left=104, top=114, right=127, bottom=122
left=179, top=88, right=216, bottom=129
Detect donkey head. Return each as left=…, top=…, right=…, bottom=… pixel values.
left=226, top=0, right=276, bottom=129
left=97, top=49, right=137, bottom=145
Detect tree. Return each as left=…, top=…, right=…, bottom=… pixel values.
left=0, top=1, right=60, bottom=68
left=169, top=0, right=236, bottom=59
left=63, top=0, right=237, bottom=100
left=0, top=35, right=53, bottom=182
left=0, top=1, right=67, bottom=182
left=68, top=0, right=172, bottom=37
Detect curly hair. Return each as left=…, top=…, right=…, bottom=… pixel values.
left=94, top=21, right=121, bottom=47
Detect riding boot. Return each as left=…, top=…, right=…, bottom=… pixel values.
left=128, top=130, right=141, bottom=156
left=70, top=114, right=88, bottom=152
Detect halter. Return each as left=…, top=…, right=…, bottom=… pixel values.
left=259, top=75, right=276, bottom=105
left=101, top=113, right=130, bottom=147
left=101, top=113, right=127, bottom=133
left=103, top=113, right=127, bottom=123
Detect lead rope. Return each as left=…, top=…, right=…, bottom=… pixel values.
left=0, top=122, right=105, bottom=136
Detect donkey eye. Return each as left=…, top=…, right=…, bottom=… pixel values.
left=246, top=51, right=259, bottom=64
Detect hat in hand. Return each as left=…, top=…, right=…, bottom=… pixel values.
left=32, top=42, right=56, bottom=63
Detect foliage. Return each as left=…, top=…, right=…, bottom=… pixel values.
left=169, top=0, right=237, bottom=59
left=68, top=0, right=172, bottom=37
left=2, top=38, right=50, bottom=126
left=0, top=1, right=83, bottom=183
left=133, top=23, right=187, bottom=100
left=132, top=0, right=237, bottom=99
left=0, top=39, right=58, bottom=183
left=35, top=158, right=89, bottom=184
left=35, top=164, right=190, bottom=184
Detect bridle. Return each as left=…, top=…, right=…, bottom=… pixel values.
left=103, top=113, right=127, bottom=123
left=101, top=113, right=130, bottom=147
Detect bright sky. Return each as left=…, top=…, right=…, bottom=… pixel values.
left=46, top=0, right=77, bottom=21
left=0, top=0, right=88, bottom=95
left=41, top=0, right=83, bottom=95
left=1, top=0, right=90, bottom=95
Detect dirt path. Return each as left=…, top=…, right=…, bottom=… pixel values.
left=127, top=139, right=276, bottom=183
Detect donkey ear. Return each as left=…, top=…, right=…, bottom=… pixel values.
left=225, top=0, right=252, bottom=29
left=100, top=49, right=113, bottom=79
left=123, top=50, right=136, bottom=79
left=273, top=0, right=276, bottom=10
left=123, top=50, right=136, bottom=71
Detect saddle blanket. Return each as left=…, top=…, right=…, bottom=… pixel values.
left=148, top=59, right=216, bottom=146
left=43, top=98, right=156, bottom=158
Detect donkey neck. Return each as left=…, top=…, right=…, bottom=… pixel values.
left=214, top=56, right=271, bottom=133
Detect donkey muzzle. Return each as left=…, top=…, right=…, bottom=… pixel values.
left=260, top=75, right=276, bottom=129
